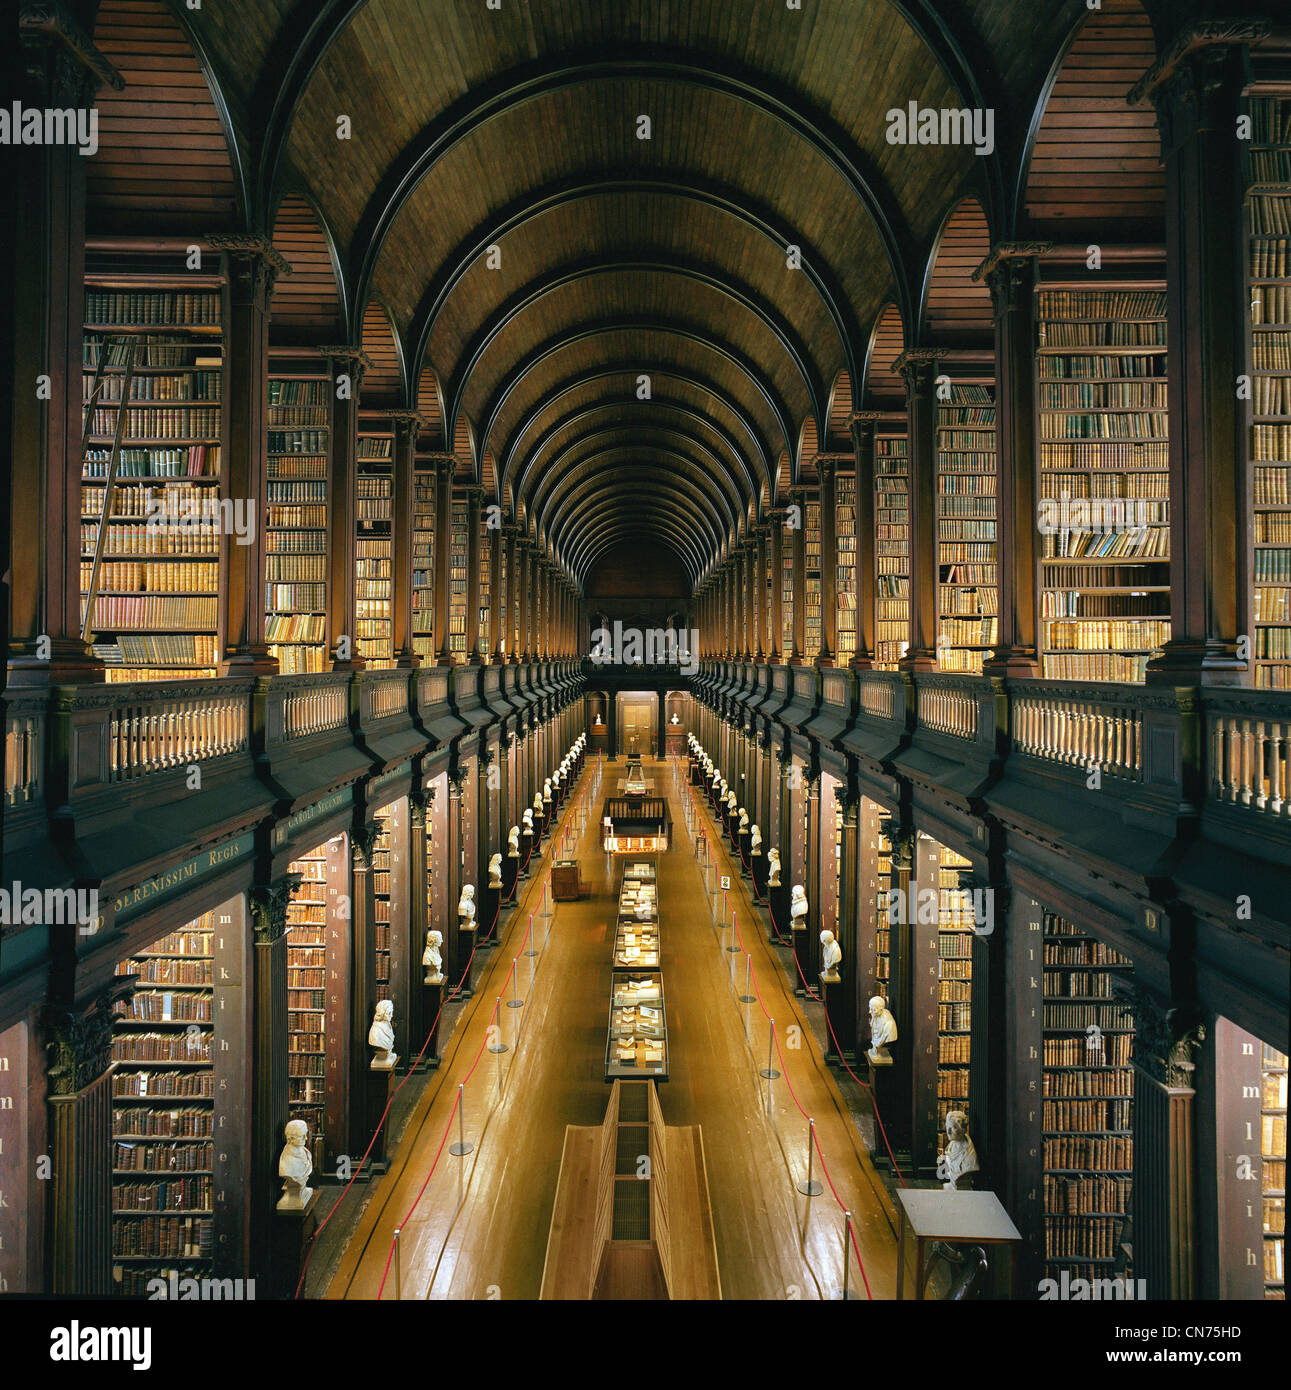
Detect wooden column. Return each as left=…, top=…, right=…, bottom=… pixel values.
left=1130, top=991, right=1205, bottom=1300
left=445, top=769, right=468, bottom=990
left=753, top=528, right=768, bottom=660
left=977, top=245, right=1046, bottom=678
left=817, top=457, right=838, bottom=664
left=348, top=823, right=379, bottom=1156
left=848, top=414, right=879, bottom=668
left=433, top=458, right=455, bottom=665
left=388, top=411, right=423, bottom=668
left=1134, top=38, right=1251, bottom=684
left=212, top=237, right=290, bottom=675
left=249, top=879, right=293, bottom=1282
left=505, top=527, right=521, bottom=661
left=518, top=542, right=533, bottom=661
left=321, top=346, right=371, bottom=670
left=464, top=485, right=482, bottom=660
left=8, top=17, right=121, bottom=684
left=894, top=351, right=942, bottom=671
left=489, top=522, right=505, bottom=661
left=406, top=792, right=432, bottom=1063
left=831, top=786, right=860, bottom=1059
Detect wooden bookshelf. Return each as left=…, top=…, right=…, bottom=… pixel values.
left=874, top=432, right=910, bottom=669
left=110, top=911, right=218, bottom=1295
left=1263, top=1043, right=1288, bottom=1297
left=356, top=431, right=393, bottom=667
left=412, top=459, right=436, bottom=662
left=1245, top=95, right=1291, bottom=690
left=1036, top=288, right=1170, bottom=683
left=478, top=527, right=491, bottom=659
left=935, top=846, right=974, bottom=1148
left=871, top=805, right=894, bottom=1000
left=836, top=471, right=858, bottom=663
left=81, top=285, right=225, bottom=682
left=936, top=385, right=997, bottom=674
left=265, top=376, right=329, bottom=674
left=449, top=497, right=468, bottom=662
left=373, top=806, right=392, bottom=1004
left=1041, top=911, right=1135, bottom=1283
left=781, top=512, right=795, bottom=657
left=287, top=846, right=331, bottom=1168
left=804, top=494, right=821, bottom=661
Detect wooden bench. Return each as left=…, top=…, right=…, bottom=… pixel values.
left=540, top=1079, right=721, bottom=1300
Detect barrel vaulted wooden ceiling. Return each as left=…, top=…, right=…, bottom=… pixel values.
left=87, top=0, right=1173, bottom=590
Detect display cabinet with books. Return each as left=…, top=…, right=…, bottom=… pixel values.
left=605, top=971, right=668, bottom=1081
left=1245, top=95, right=1291, bottom=690
left=1041, top=911, right=1135, bottom=1283
left=1036, top=287, right=1170, bottom=683
left=614, top=859, right=660, bottom=971
left=935, top=845, right=975, bottom=1148
left=804, top=494, right=822, bottom=661
left=936, top=384, right=997, bottom=674
left=265, top=375, right=330, bottom=674
left=449, top=497, right=469, bottom=661
left=836, top=471, right=858, bottom=663
left=356, top=431, right=393, bottom=666
left=109, top=903, right=244, bottom=1295
left=412, top=460, right=437, bottom=661
left=81, top=281, right=225, bottom=681
left=874, top=433, right=910, bottom=669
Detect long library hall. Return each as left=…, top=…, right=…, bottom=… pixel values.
left=2, top=0, right=1290, bottom=1325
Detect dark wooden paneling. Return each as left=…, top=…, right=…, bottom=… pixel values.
left=270, top=193, right=344, bottom=343
left=924, top=196, right=993, bottom=344
left=865, top=302, right=906, bottom=406
left=359, top=299, right=403, bottom=405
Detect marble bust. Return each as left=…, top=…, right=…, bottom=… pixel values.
left=750, top=824, right=762, bottom=854
left=458, top=883, right=476, bottom=928
left=941, top=1110, right=979, bottom=1191
left=820, top=929, right=842, bottom=982
left=867, top=996, right=898, bottom=1066
left=277, top=1119, right=314, bottom=1210
left=532, top=793, right=543, bottom=814
left=767, top=848, right=782, bottom=887
left=422, top=929, right=444, bottom=985
left=542, top=778, right=552, bottom=803
left=488, top=853, right=503, bottom=889
left=522, top=808, right=533, bottom=831
left=508, top=824, right=520, bottom=854
left=368, top=999, right=397, bottom=1070
left=790, top=884, right=809, bottom=927
left=738, top=808, right=749, bottom=832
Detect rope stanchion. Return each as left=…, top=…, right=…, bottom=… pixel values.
left=524, top=909, right=539, bottom=958
left=449, top=1081, right=473, bottom=1156
left=506, top=953, right=524, bottom=1009
left=392, top=1226, right=402, bottom=1301
left=797, top=1118, right=823, bottom=1197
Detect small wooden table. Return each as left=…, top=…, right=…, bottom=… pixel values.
left=895, top=1188, right=1021, bottom=1299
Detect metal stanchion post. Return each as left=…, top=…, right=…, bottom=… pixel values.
left=760, top=1016, right=781, bottom=1104
left=797, top=1119, right=823, bottom=1196
left=727, top=909, right=740, bottom=952
left=507, top=955, right=523, bottom=1009
left=524, top=910, right=538, bottom=957
left=488, top=996, right=509, bottom=1098
left=739, top=953, right=755, bottom=1005
left=539, top=879, right=553, bottom=921
left=449, top=1083, right=473, bottom=1156
left=393, top=1227, right=402, bottom=1300
left=843, top=1211, right=860, bottom=1299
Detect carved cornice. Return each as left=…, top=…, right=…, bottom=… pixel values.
left=318, top=345, right=373, bottom=388
left=45, top=988, right=125, bottom=1096
left=206, top=234, right=292, bottom=280
left=892, top=348, right=946, bottom=390
left=972, top=241, right=1054, bottom=284
left=21, top=2, right=124, bottom=94
left=250, top=875, right=301, bottom=945
left=409, top=791, right=431, bottom=828
left=1128, top=19, right=1274, bottom=107
left=848, top=410, right=884, bottom=424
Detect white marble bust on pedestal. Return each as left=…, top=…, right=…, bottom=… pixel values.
left=458, top=884, right=476, bottom=930
left=738, top=808, right=749, bottom=833
left=368, top=999, right=397, bottom=1070
left=767, top=848, right=782, bottom=887
left=867, top=996, right=898, bottom=1066
left=820, top=929, right=842, bottom=982
left=277, top=1119, right=314, bottom=1210
left=750, top=824, right=762, bottom=855
left=508, top=824, right=520, bottom=855
left=532, top=793, right=543, bottom=816
left=941, top=1110, right=979, bottom=1191
left=488, top=853, right=503, bottom=889
left=542, top=778, right=552, bottom=804
left=522, top=808, right=533, bottom=833
left=422, top=929, right=444, bottom=985
left=790, top=883, right=809, bottom=928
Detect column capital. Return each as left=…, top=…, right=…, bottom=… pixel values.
left=1127, top=18, right=1273, bottom=110
left=847, top=410, right=884, bottom=424
left=1118, top=983, right=1206, bottom=1089
left=351, top=821, right=381, bottom=868
left=250, top=875, right=301, bottom=945
left=972, top=241, right=1054, bottom=285
left=44, top=987, right=126, bottom=1097
left=319, top=344, right=374, bottom=388
left=891, top=348, right=947, bottom=390
left=20, top=2, right=124, bottom=100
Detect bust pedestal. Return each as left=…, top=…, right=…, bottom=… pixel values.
left=357, top=1065, right=396, bottom=1179
left=503, top=852, right=520, bottom=903
left=866, top=1046, right=907, bottom=1171
left=819, top=972, right=857, bottom=1069
left=738, top=828, right=752, bottom=878
left=415, top=978, right=443, bottom=1071
left=519, top=831, right=534, bottom=878
left=767, top=881, right=789, bottom=943
left=791, top=917, right=812, bottom=997
left=455, top=924, right=477, bottom=998
left=751, top=850, right=767, bottom=900
left=270, top=1189, right=319, bottom=1299
left=478, top=884, right=500, bottom=949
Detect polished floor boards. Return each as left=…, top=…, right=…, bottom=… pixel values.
left=326, top=758, right=903, bottom=1300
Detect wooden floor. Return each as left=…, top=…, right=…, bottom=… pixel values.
left=326, top=757, right=905, bottom=1300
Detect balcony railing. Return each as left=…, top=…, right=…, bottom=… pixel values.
left=107, top=680, right=251, bottom=782
left=1206, top=692, right=1290, bottom=819
left=4, top=701, right=43, bottom=808
left=916, top=675, right=981, bottom=743
left=1010, top=682, right=1143, bottom=782
left=276, top=675, right=350, bottom=742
